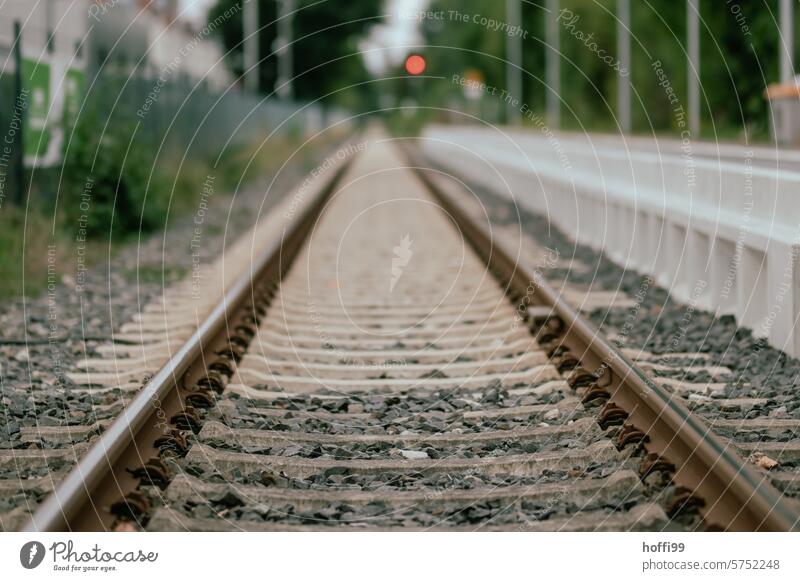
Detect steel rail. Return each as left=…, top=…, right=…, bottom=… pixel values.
left=407, top=150, right=800, bottom=532
left=24, top=152, right=353, bottom=532
left=24, top=140, right=800, bottom=532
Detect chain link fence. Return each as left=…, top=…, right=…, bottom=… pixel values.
left=0, top=21, right=335, bottom=208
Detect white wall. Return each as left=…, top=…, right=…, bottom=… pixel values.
left=423, top=125, right=800, bottom=357
left=0, top=0, right=90, bottom=57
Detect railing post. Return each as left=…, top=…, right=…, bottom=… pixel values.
left=617, top=0, right=631, bottom=133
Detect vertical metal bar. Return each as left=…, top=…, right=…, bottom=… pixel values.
left=14, top=20, right=25, bottom=205
left=687, top=0, right=700, bottom=135
left=780, top=0, right=794, bottom=83
left=617, top=0, right=631, bottom=133
left=276, top=0, right=295, bottom=100
left=46, top=0, right=54, bottom=53
left=505, top=0, right=522, bottom=124
left=546, top=0, right=560, bottom=129
left=778, top=0, right=795, bottom=145
left=243, top=0, right=259, bottom=93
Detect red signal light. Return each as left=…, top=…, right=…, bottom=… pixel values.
left=405, top=54, right=426, bottom=75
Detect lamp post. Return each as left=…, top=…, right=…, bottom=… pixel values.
left=505, top=0, right=522, bottom=124
left=274, top=0, right=295, bottom=100
left=617, top=0, right=631, bottom=133
left=546, top=0, right=560, bottom=129
left=780, top=0, right=794, bottom=84
left=687, top=0, right=700, bottom=136
left=243, top=0, right=258, bottom=93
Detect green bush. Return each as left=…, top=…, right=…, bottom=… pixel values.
left=61, top=111, right=165, bottom=240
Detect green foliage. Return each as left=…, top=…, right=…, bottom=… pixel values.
left=703, top=0, right=779, bottom=136
left=415, top=0, right=508, bottom=120
left=292, top=0, right=383, bottom=103
left=419, top=0, right=787, bottom=138
left=555, top=0, right=617, bottom=130
left=208, top=0, right=383, bottom=107
left=208, top=0, right=246, bottom=77
left=627, top=0, right=687, bottom=132
left=383, top=108, right=428, bottom=137
left=61, top=110, right=164, bottom=240
left=209, top=0, right=278, bottom=92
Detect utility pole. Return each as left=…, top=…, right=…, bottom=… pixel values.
left=505, top=0, right=522, bottom=124
left=46, top=0, right=54, bottom=53
left=545, top=0, right=560, bottom=129
left=687, top=0, right=700, bottom=136
left=275, top=0, right=295, bottom=100
left=243, top=0, right=259, bottom=93
left=13, top=20, right=25, bottom=205
left=777, top=0, right=795, bottom=145
left=780, top=0, right=794, bottom=84
left=616, top=0, right=631, bottom=133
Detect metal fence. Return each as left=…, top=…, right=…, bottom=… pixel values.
left=0, top=31, right=332, bottom=208
left=0, top=70, right=24, bottom=207
left=81, top=68, right=325, bottom=170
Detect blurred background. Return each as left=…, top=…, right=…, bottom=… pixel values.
left=0, top=0, right=797, bottom=297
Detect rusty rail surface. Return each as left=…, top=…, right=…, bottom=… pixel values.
left=24, top=155, right=353, bottom=532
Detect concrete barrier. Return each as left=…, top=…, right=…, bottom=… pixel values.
left=422, top=125, right=800, bottom=356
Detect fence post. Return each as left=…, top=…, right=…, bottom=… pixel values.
left=13, top=20, right=24, bottom=205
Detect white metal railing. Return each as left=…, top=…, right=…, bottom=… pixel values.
left=423, top=125, right=800, bottom=357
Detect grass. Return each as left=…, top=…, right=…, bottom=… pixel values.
left=124, top=264, right=188, bottom=285
left=0, top=207, right=69, bottom=300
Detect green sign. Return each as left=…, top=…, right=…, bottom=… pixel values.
left=21, top=58, right=51, bottom=158
left=62, top=68, right=84, bottom=129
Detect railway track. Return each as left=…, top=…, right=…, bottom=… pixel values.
left=19, top=138, right=800, bottom=532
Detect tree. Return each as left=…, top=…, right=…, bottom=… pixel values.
left=292, top=0, right=383, bottom=105
left=702, top=0, right=780, bottom=137
left=208, top=0, right=383, bottom=107
left=210, top=0, right=789, bottom=136
left=208, top=0, right=278, bottom=94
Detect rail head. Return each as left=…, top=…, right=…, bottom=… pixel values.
left=23, top=150, right=354, bottom=532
